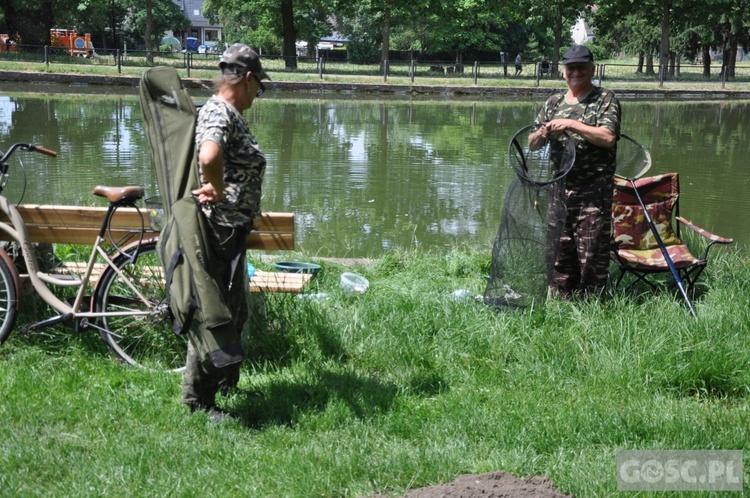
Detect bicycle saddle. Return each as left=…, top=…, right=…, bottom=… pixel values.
left=92, top=185, right=145, bottom=203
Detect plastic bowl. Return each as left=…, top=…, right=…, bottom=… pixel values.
left=340, top=272, right=369, bottom=294
left=274, top=261, right=322, bottom=278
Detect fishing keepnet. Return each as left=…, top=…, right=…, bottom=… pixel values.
left=484, top=125, right=575, bottom=311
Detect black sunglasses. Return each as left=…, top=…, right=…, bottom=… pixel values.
left=251, top=73, right=265, bottom=97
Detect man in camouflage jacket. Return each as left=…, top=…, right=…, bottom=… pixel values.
left=529, top=45, right=621, bottom=298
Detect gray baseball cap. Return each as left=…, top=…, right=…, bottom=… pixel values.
left=219, top=43, right=271, bottom=81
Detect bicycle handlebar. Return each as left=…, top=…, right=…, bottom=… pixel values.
left=29, top=145, right=58, bottom=157
left=0, top=142, right=59, bottom=164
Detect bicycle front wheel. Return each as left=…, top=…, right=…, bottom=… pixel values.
left=0, top=253, right=19, bottom=344
left=93, top=241, right=186, bottom=372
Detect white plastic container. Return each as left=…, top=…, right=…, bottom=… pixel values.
left=340, top=272, right=369, bottom=294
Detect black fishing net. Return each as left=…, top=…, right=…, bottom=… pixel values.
left=484, top=124, right=576, bottom=311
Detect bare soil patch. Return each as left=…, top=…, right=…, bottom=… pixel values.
left=369, top=471, right=573, bottom=498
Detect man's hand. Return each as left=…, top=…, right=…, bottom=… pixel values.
left=541, top=119, right=617, bottom=149
left=192, top=182, right=223, bottom=204
left=545, top=118, right=577, bottom=134
left=528, top=124, right=549, bottom=150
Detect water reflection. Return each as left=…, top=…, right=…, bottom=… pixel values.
left=0, top=92, right=746, bottom=256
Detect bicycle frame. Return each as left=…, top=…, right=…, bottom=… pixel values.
left=0, top=143, right=186, bottom=371
left=0, top=191, right=156, bottom=331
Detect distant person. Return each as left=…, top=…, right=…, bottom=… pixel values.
left=540, top=56, right=550, bottom=77
left=528, top=45, right=621, bottom=298
left=515, top=52, right=523, bottom=75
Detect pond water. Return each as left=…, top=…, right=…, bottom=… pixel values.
left=0, top=90, right=747, bottom=256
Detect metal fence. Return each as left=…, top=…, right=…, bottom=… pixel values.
left=596, top=63, right=749, bottom=85
left=0, top=44, right=744, bottom=88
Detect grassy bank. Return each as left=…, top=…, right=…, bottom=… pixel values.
left=3, top=59, right=750, bottom=94
left=1, top=246, right=748, bottom=497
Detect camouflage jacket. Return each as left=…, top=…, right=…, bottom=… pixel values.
left=534, top=86, right=621, bottom=188
left=195, top=95, right=266, bottom=228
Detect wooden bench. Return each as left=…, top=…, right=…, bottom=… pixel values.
left=0, top=204, right=312, bottom=293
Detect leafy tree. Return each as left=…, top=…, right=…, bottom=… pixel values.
left=523, top=0, right=587, bottom=74
left=594, top=1, right=662, bottom=74
left=332, top=0, right=434, bottom=62
left=64, top=0, right=130, bottom=49
left=425, top=0, right=520, bottom=63
left=122, top=0, right=188, bottom=52
left=0, top=0, right=57, bottom=45
left=334, top=3, right=382, bottom=61
left=204, top=0, right=336, bottom=68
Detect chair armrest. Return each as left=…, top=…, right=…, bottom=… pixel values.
left=676, top=216, right=733, bottom=244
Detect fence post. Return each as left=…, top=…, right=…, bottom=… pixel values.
left=187, top=52, right=191, bottom=78
left=535, top=62, right=540, bottom=86
left=44, top=45, right=49, bottom=67
left=116, top=49, right=121, bottom=73
left=473, top=61, right=478, bottom=84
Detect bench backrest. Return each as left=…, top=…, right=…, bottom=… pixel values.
left=0, top=205, right=294, bottom=250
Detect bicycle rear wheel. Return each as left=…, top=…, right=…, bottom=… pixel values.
left=0, top=253, right=19, bottom=344
left=93, top=240, right=186, bottom=372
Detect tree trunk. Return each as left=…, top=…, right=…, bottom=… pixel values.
left=636, top=52, right=644, bottom=73
left=145, top=0, right=153, bottom=63
left=722, top=48, right=730, bottom=79
left=728, top=37, right=737, bottom=78
left=645, top=52, right=655, bottom=76
left=552, top=3, right=563, bottom=76
left=702, top=45, right=711, bottom=78
left=381, top=0, right=391, bottom=63
left=668, top=51, right=676, bottom=77
left=281, top=0, right=297, bottom=69
left=110, top=9, right=118, bottom=49
left=658, top=0, right=670, bottom=82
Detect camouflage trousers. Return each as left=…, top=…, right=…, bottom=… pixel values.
left=181, top=221, right=249, bottom=409
left=547, top=179, right=613, bottom=297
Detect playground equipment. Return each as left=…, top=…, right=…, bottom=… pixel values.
left=50, top=29, right=98, bottom=57
left=0, top=34, right=17, bottom=53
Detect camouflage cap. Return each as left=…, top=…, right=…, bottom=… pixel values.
left=562, top=45, right=594, bottom=65
left=219, top=43, right=271, bottom=82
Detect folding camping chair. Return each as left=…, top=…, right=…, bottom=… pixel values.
left=610, top=172, right=733, bottom=294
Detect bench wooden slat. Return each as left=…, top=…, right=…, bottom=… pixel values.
left=0, top=205, right=294, bottom=251
left=24, top=263, right=312, bottom=293
left=249, top=270, right=312, bottom=293
left=2, top=227, right=294, bottom=250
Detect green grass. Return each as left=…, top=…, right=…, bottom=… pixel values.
left=1, top=246, right=748, bottom=497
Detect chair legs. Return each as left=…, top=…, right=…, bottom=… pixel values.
left=610, top=260, right=707, bottom=295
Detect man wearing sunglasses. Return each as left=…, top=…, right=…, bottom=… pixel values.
left=183, top=43, right=271, bottom=421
